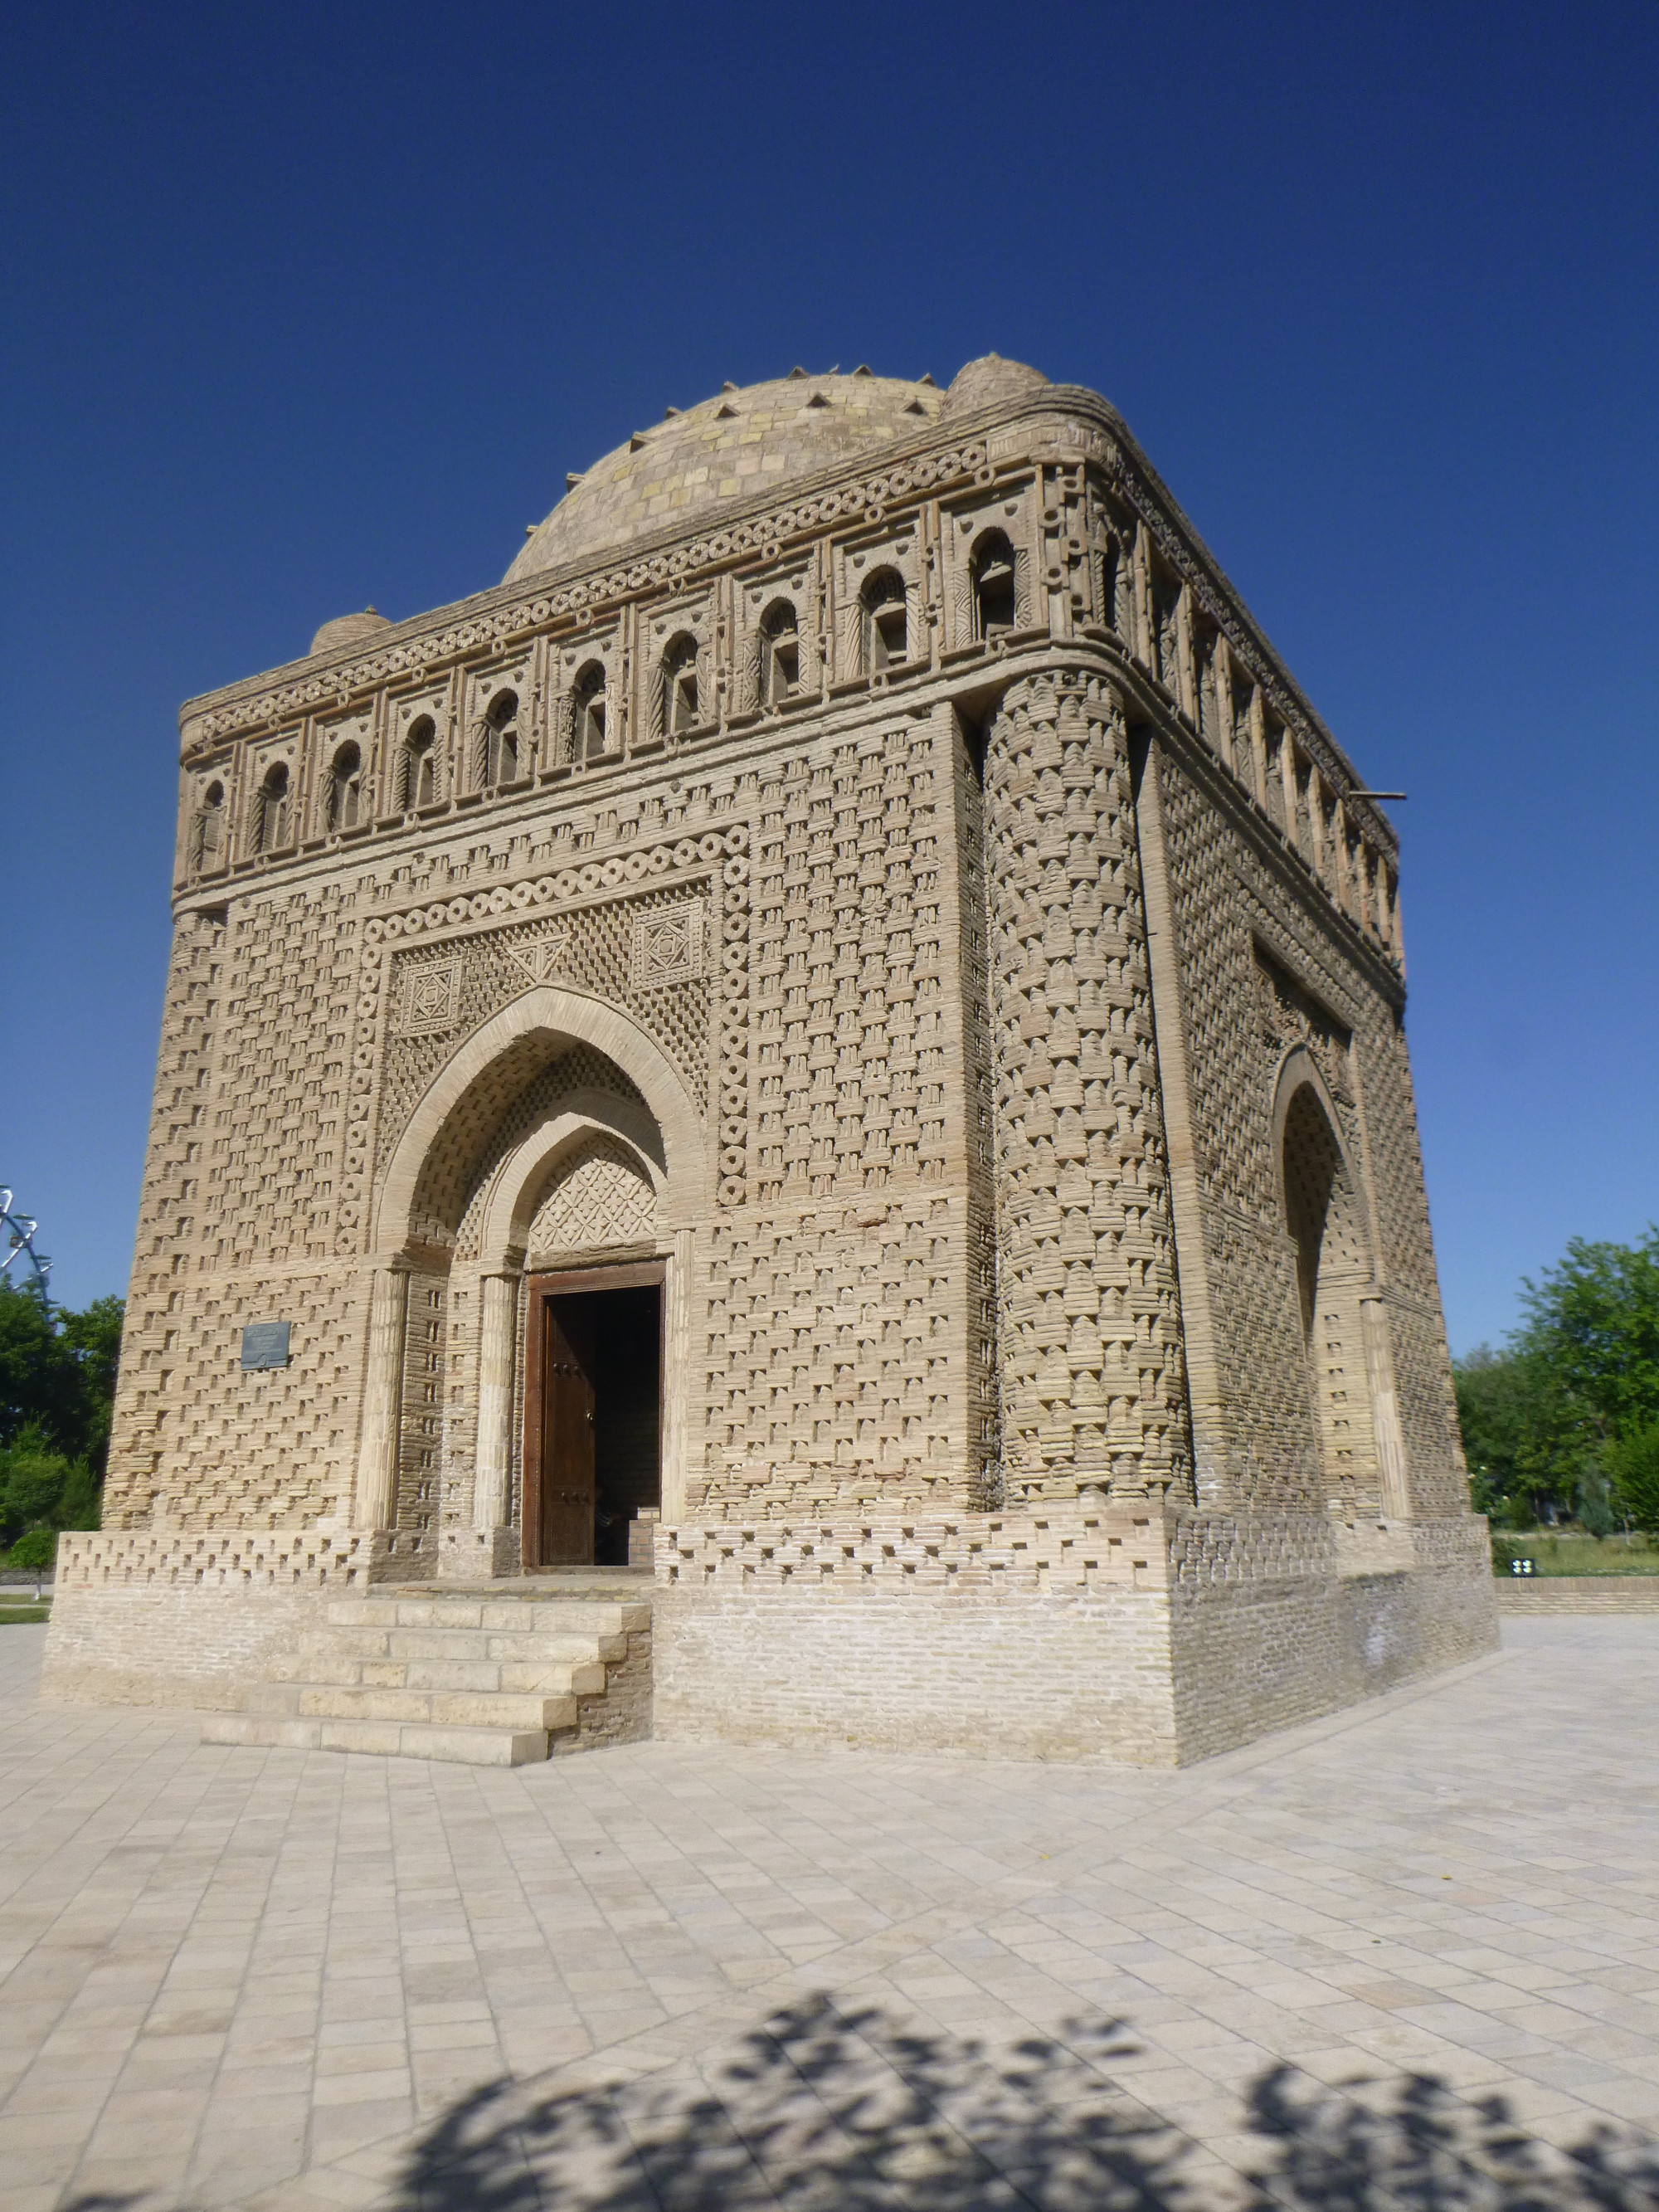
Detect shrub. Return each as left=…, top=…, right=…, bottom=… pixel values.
left=0, top=1426, right=73, bottom=1541
left=1609, top=1420, right=1659, bottom=1534
left=6, top=1527, right=57, bottom=1572
left=1576, top=1465, right=1618, bottom=1537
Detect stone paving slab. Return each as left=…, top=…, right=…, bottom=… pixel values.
left=2, top=1620, right=1658, bottom=2210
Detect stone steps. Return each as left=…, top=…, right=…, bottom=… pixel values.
left=204, top=1713, right=553, bottom=1766
left=202, top=1582, right=652, bottom=1766
left=261, top=1651, right=607, bottom=1695
left=301, top=1625, right=625, bottom=1665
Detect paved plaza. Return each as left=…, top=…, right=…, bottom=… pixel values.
left=1, top=1620, right=1657, bottom=2211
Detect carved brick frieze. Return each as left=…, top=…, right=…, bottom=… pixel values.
left=370, top=883, right=714, bottom=1184
left=183, top=444, right=992, bottom=748
left=1254, top=944, right=1354, bottom=1109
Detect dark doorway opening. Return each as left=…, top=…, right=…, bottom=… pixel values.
left=525, top=1265, right=662, bottom=1568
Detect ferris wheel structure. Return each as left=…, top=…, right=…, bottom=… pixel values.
left=0, top=1190, right=51, bottom=1296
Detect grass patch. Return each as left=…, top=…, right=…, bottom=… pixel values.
left=0, top=1605, right=51, bottom=1623
left=1492, top=1531, right=1659, bottom=1577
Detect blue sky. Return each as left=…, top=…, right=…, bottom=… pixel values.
left=3, top=0, right=1655, bottom=1351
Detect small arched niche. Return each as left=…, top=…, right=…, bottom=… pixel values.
left=659, top=635, right=699, bottom=734
left=571, top=663, right=609, bottom=762
left=252, top=762, right=289, bottom=853
left=971, top=530, right=1017, bottom=641
left=758, top=600, right=799, bottom=706
left=399, top=716, right=438, bottom=811
left=476, top=690, right=520, bottom=788
left=862, top=569, right=907, bottom=671
left=326, top=740, right=363, bottom=831
left=192, top=780, right=226, bottom=871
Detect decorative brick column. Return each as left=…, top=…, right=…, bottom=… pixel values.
left=353, top=1264, right=408, bottom=1529
left=472, top=1273, right=518, bottom=1533
left=981, top=670, right=1192, bottom=1503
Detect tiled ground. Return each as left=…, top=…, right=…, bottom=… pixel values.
left=1, top=1619, right=1657, bottom=2211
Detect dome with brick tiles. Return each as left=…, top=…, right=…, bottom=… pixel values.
left=504, top=358, right=1049, bottom=586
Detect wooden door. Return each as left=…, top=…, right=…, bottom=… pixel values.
left=540, top=1298, right=596, bottom=1565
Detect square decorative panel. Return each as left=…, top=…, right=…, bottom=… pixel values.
left=630, top=900, right=705, bottom=990
left=401, top=958, right=459, bottom=1036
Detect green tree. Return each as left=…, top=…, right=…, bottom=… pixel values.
left=0, top=1279, right=124, bottom=1547
left=1457, top=1226, right=1659, bottom=1528
left=1452, top=1343, right=1583, bottom=1524
left=1519, top=1228, right=1659, bottom=1444
left=0, top=1279, right=124, bottom=1472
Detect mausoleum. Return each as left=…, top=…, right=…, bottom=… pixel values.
left=44, top=356, right=1496, bottom=1762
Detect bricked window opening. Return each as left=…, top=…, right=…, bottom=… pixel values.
left=252, top=763, right=289, bottom=853
left=661, top=636, right=699, bottom=733
left=1194, top=625, right=1221, bottom=750
left=1100, top=533, right=1126, bottom=638
left=192, top=782, right=225, bottom=871
left=760, top=601, right=799, bottom=704
left=326, top=741, right=362, bottom=831
left=1150, top=565, right=1182, bottom=694
left=399, top=717, right=437, bottom=811
left=971, top=533, right=1016, bottom=640
left=572, top=664, right=608, bottom=761
left=863, top=570, right=907, bottom=671
left=477, top=690, right=520, bottom=788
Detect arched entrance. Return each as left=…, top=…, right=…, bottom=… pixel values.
left=355, top=986, right=708, bottom=1575
left=1273, top=1050, right=1407, bottom=1521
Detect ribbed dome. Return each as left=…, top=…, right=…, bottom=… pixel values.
left=504, top=358, right=1050, bottom=585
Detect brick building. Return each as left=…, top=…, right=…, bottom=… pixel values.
left=44, top=356, right=1496, bottom=1761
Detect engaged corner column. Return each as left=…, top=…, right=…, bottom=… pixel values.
left=353, top=1262, right=410, bottom=1530
left=472, top=1273, right=518, bottom=1533
left=1361, top=1296, right=1410, bottom=1519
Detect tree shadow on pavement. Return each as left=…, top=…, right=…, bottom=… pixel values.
left=380, top=1992, right=1659, bottom=2212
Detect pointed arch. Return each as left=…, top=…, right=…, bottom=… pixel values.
left=1271, top=1047, right=1385, bottom=1517
left=372, top=983, right=709, bottom=1258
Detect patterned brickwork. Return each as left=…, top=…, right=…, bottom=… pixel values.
left=1356, top=1016, right=1445, bottom=1308
left=396, top=1269, right=447, bottom=1534
left=1153, top=741, right=1462, bottom=1516
left=374, top=880, right=713, bottom=1174
left=954, top=710, right=1000, bottom=1501
left=525, top=1135, right=657, bottom=1257
left=744, top=725, right=948, bottom=1207
left=212, top=886, right=360, bottom=1267
left=1386, top=1294, right=1468, bottom=1512
left=438, top=1047, right=646, bottom=1255
left=983, top=674, right=1191, bottom=1502
left=695, top=1191, right=966, bottom=1517
left=662, top=1501, right=1167, bottom=1594
left=142, top=1268, right=365, bottom=1529
left=105, top=909, right=227, bottom=1524
left=56, top=1527, right=376, bottom=1589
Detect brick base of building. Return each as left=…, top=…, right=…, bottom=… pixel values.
left=651, top=1506, right=1498, bottom=1766
left=41, top=1508, right=1498, bottom=1762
